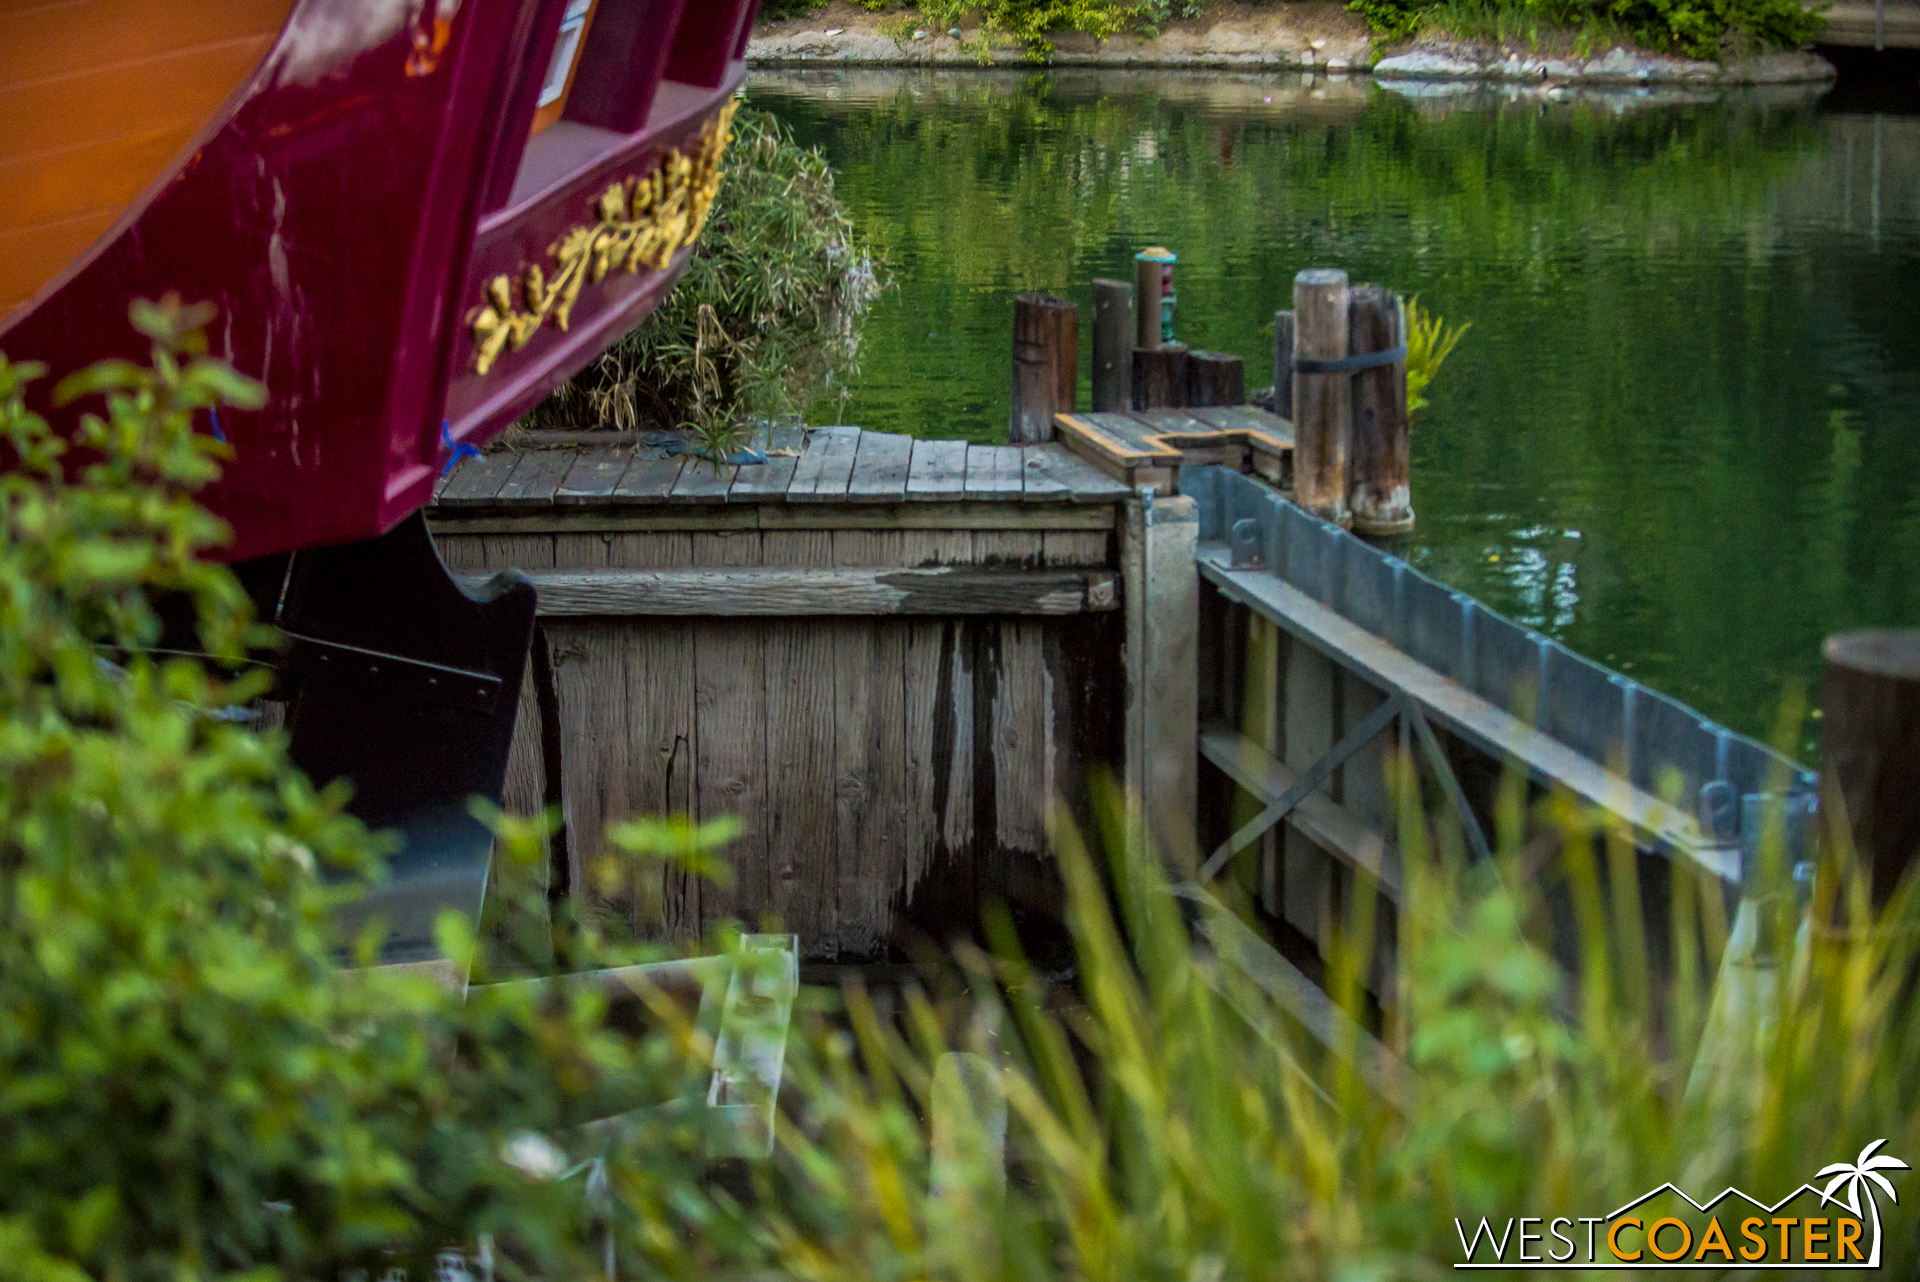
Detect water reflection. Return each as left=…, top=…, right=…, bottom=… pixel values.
left=752, top=68, right=1920, bottom=751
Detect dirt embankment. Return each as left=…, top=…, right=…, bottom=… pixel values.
left=748, top=1, right=1834, bottom=85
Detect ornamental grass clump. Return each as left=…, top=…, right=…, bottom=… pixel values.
left=747, top=771, right=1920, bottom=1282
left=530, top=107, right=884, bottom=454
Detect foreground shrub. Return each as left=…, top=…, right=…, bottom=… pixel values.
left=0, top=303, right=786, bottom=1281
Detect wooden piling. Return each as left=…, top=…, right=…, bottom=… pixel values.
left=1187, top=350, right=1246, bottom=407
left=1136, top=256, right=1166, bottom=351
left=1348, top=285, right=1414, bottom=536
left=1091, top=278, right=1135, bottom=413
left=1009, top=293, right=1079, bottom=444
left=1291, top=269, right=1350, bottom=526
left=1821, top=630, right=1920, bottom=906
left=1272, top=310, right=1295, bottom=424
left=1132, top=342, right=1189, bottom=410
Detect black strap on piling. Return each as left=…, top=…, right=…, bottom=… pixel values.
left=1292, top=343, right=1406, bottom=375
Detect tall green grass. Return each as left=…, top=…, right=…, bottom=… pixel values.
left=731, top=767, right=1920, bottom=1280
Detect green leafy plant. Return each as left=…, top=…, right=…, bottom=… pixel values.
left=861, top=0, right=1202, bottom=58
left=1347, top=0, right=1825, bottom=59
left=1402, top=294, right=1470, bottom=421
left=530, top=108, right=884, bottom=442
left=0, top=301, right=798, bottom=1281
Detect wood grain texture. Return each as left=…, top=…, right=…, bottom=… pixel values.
left=692, top=532, right=769, bottom=933
left=834, top=530, right=909, bottom=957
left=965, top=445, right=1025, bottom=499
left=788, top=426, right=860, bottom=501
left=730, top=455, right=799, bottom=499
left=496, top=450, right=578, bottom=505
left=1042, top=530, right=1111, bottom=567
left=609, top=532, right=697, bottom=936
left=469, top=566, right=1117, bottom=616
left=1091, top=278, right=1136, bottom=414
left=1292, top=269, right=1351, bottom=525
left=556, top=448, right=632, bottom=504
left=613, top=452, right=686, bottom=501
left=1347, top=285, right=1414, bottom=536
left=671, top=459, right=738, bottom=504
left=1023, top=445, right=1131, bottom=502
left=762, top=530, right=839, bottom=954
left=437, top=453, right=523, bottom=507
left=900, top=531, right=979, bottom=926
left=1009, top=293, right=1078, bottom=444
left=906, top=438, right=969, bottom=501
left=974, top=530, right=1044, bottom=569
left=433, top=501, right=1115, bottom=535
left=989, top=619, right=1049, bottom=895
left=846, top=431, right=913, bottom=503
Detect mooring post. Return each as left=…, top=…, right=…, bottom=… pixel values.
left=1122, top=493, right=1199, bottom=863
left=1272, top=310, right=1296, bottom=422
left=1292, top=269, right=1351, bottom=526
left=1133, top=343, right=1190, bottom=410
left=1009, top=293, right=1078, bottom=444
left=1091, top=278, right=1135, bottom=412
left=1348, top=285, right=1414, bottom=536
left=1820, top=630, right=1920, bottom=907
left=1187, top=351, right=1246, bottom=407
left=1135, top=247, right=1177, bottom=351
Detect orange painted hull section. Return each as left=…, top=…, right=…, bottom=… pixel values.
left=0, top=0, right=295, bottom=319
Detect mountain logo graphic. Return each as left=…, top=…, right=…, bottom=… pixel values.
left=1454, top=1141, right=1909, bottom=1270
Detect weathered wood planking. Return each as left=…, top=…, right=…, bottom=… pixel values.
left=438, top=452, right=523, bottom=507
left=846, top=431, right=913, bottom=503
left=788, top=426, right=860, bottom=501
left=762, top=529, right=839, bottom=954
left=557, top=448, right=631, bottom=504
left=692, top=531, right=768, bottom=934
left=454, top=567, right=1119, bottom=616
left=831, top=529, right=908, bottom=957
left=965, top=445, right=1025, bottom=499
left=426, top=429, right=1142, bottom=961
left=907, top=438, right=968, bottom=502
left=614, top=530, right=698, bottom=938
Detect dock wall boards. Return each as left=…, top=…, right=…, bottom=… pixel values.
left=428, top=432, right=1136, bottom=961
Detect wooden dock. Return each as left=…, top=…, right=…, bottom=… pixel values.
left=428, top=424, right=1221, bottom=959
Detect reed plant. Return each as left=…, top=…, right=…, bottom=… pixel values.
left=731, top=767, right=1920, bottom=1281
left=528, top=108, right=884, bottom=447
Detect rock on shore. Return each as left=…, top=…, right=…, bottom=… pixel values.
left=747, top=2, right=1834, bottom=86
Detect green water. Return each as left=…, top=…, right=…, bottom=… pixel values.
left=750, top=68, right=1920, bottom=752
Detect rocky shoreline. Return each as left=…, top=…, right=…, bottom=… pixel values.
left=747, top=4, right=1834, bottom=87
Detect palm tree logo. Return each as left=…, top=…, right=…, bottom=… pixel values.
left=1817, top=1139, right=1910, bottom=1267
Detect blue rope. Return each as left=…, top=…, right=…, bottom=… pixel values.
left=208, top=407, right=226, bottom=444
left=441, top=419, right=482, bottom=476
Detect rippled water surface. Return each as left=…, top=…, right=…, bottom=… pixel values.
left=751, top=68, right=1920, bottom=750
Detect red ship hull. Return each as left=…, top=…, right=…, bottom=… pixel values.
left=0, top=0, right=756, bottom=562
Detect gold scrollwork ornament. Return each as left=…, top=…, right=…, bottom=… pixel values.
left=470, top=97, right=738, bottom=376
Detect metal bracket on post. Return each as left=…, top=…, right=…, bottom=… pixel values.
left=1229, top=517, right=1262, bottom=568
